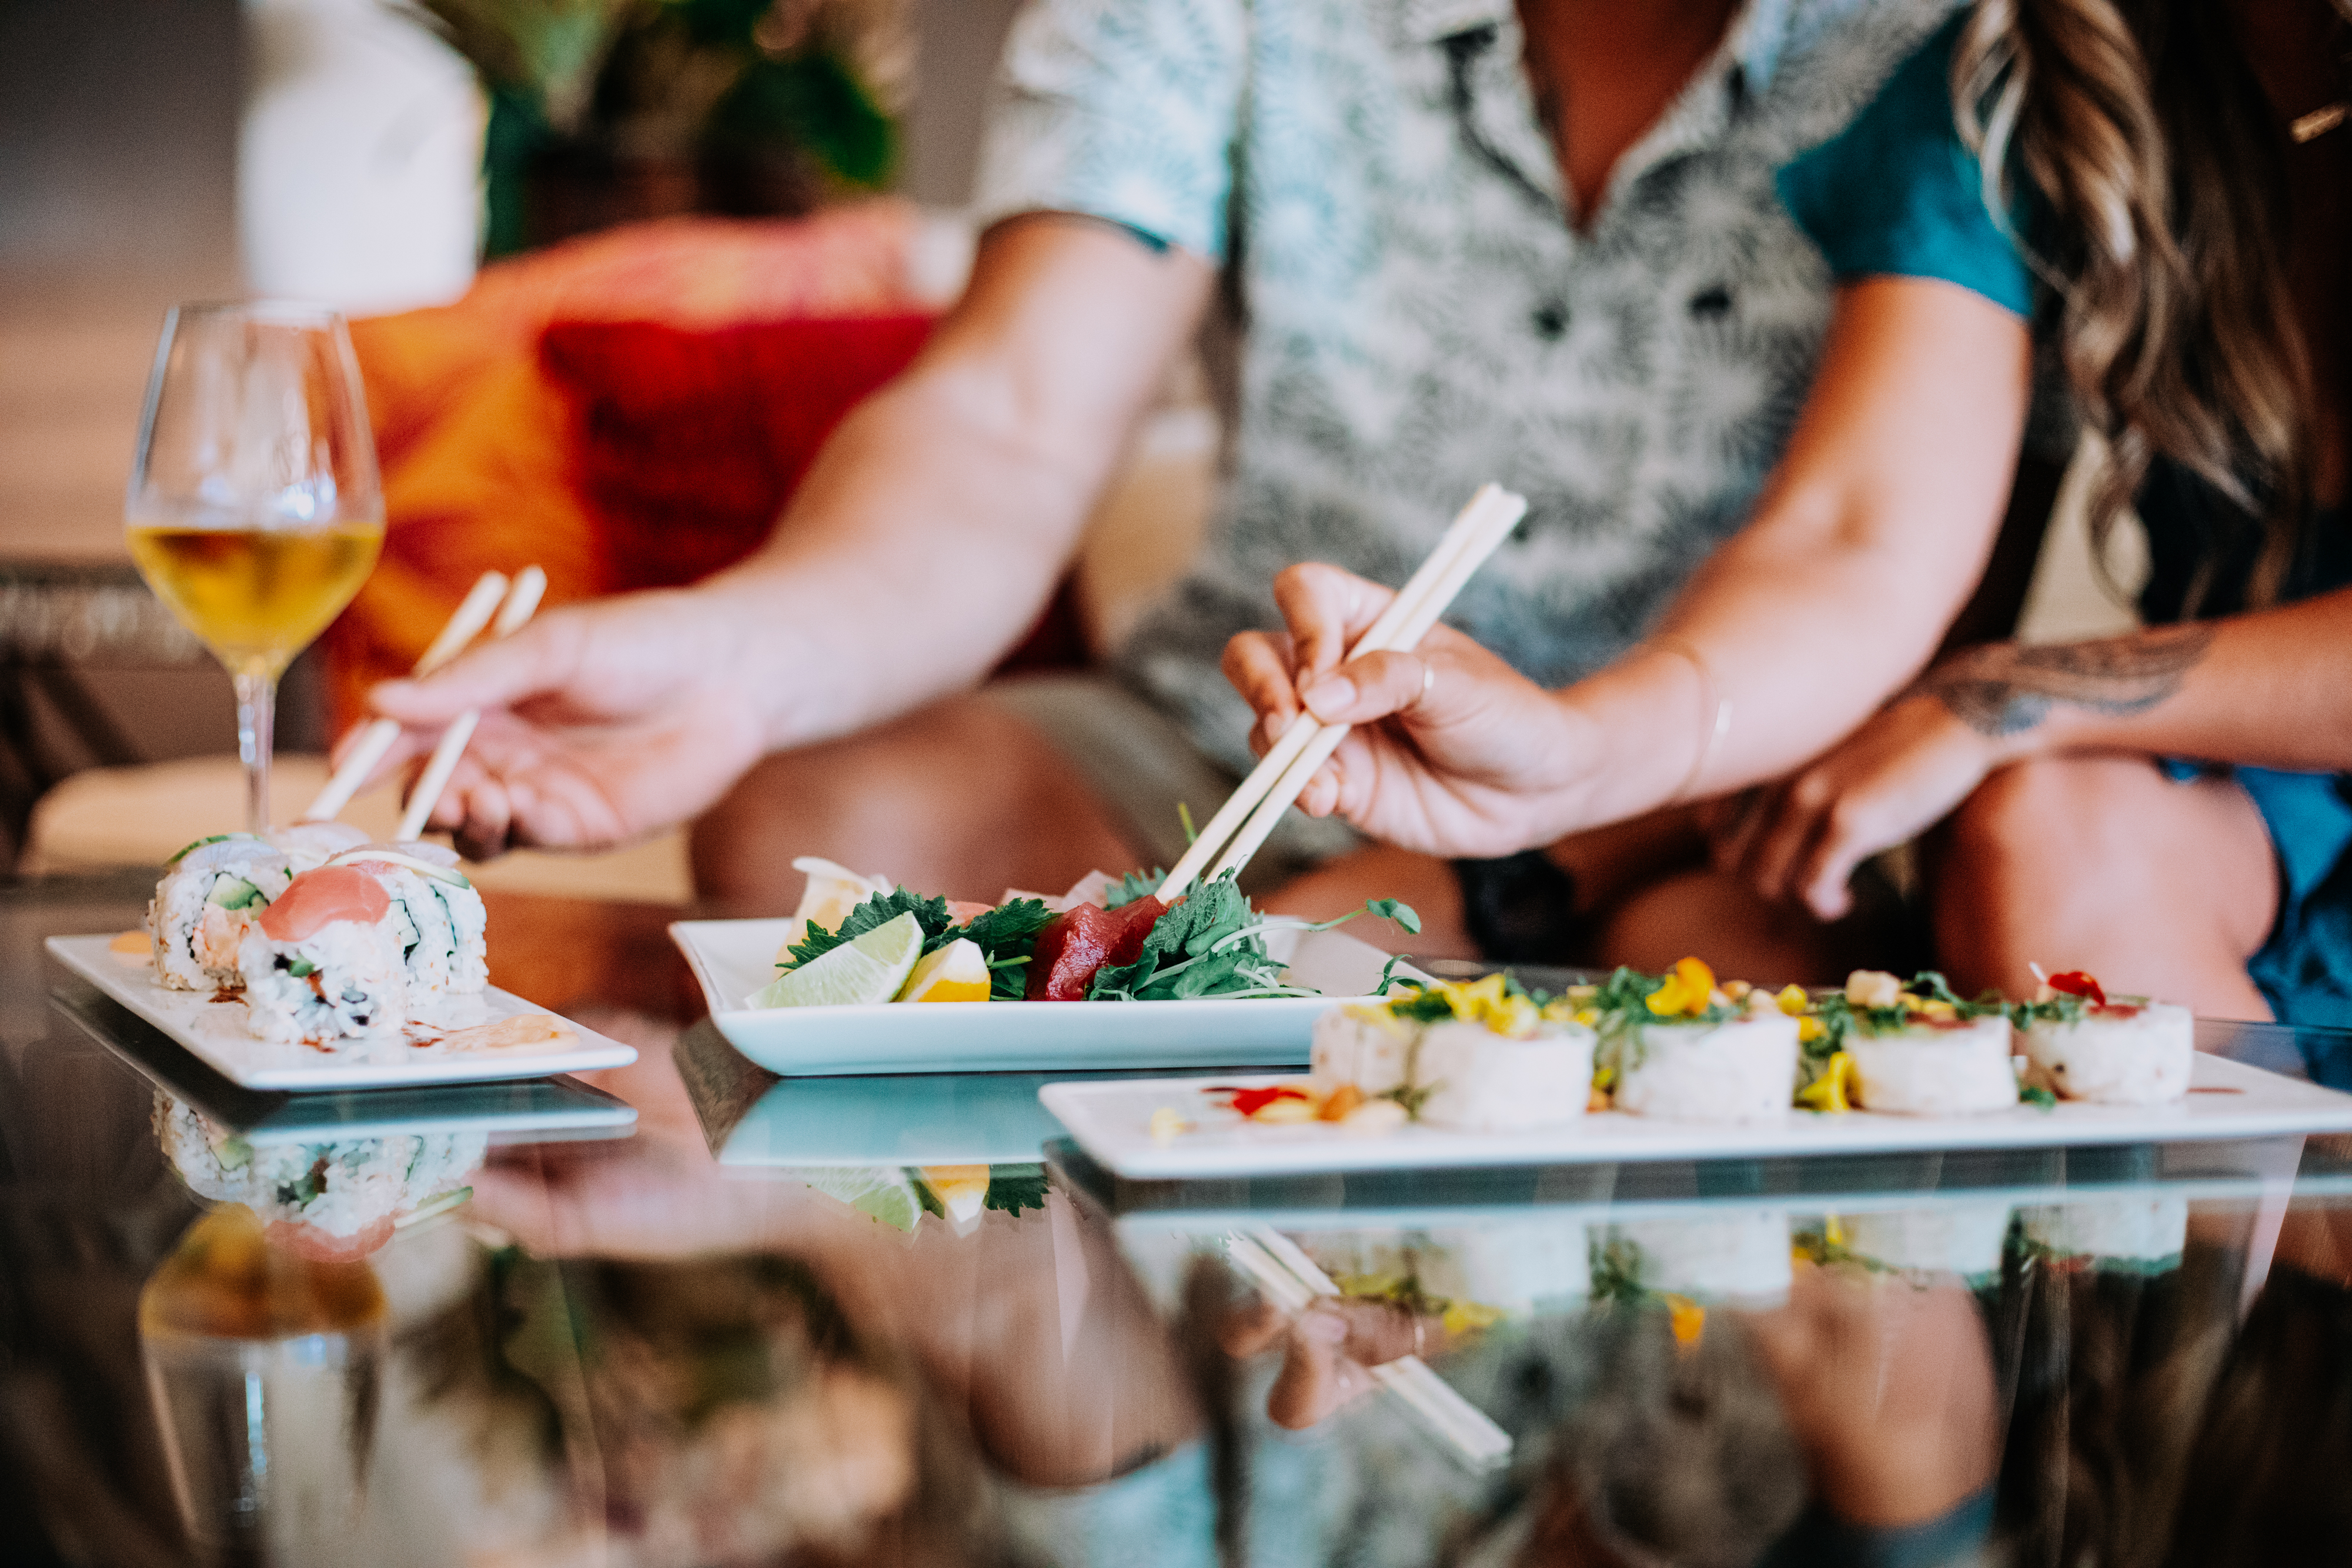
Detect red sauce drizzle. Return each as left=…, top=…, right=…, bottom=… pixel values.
left=258, top=865, right=389, bottom=942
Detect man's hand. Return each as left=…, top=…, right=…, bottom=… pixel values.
left=1222, top=563, right=1599, bottom=859
left=352, top=584, right=775, bottom=860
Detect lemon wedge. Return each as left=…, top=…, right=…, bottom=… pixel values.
left=748, top=911, right=924, bottom=1009
left=898, top=938, right=992, bottom=1002
left=918, top=1164, right=992, bottom=1223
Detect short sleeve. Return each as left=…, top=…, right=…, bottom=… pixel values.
left=972, top=0, right=1248, bottom=262
left=1774, top=13, right=2036, bottom=318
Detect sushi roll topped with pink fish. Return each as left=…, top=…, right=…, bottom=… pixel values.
left=146, top=823, right=371, bottom=991
left=2013, top=969, right=2193, bottom=1106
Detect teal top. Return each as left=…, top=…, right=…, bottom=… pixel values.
left=1775, top=12, right=2036, bottom=319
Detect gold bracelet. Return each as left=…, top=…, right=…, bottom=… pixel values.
left=1648, top=635, right=1733, bottom=803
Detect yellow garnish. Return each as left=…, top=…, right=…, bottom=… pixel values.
left=1150, top=1107, right=1191, bottom=1144
left=1666, top=1293, right=1706, bottom=1348
left=1823, top=1213, right=1846, bottom=1248
left=1253, top=1097, right=1318, bottom=1125
left=1796, top=1052, right=1857, bottom=1112
left=1428, top=973, right=1541, bottom=1037
left=1798, top=1015, right=1826, bottom=1045
left=1775, top=983, right=1810, bottom=1017
left=1918, top=998, right=1957, bottom=1021
left=1441, top=1300, right=1507, bottom=1336
left=1645, top=956, right=1717, bottom=1017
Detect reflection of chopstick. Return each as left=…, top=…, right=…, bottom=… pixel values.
left=1224, top=1226, right=1514, bottom=1470
left=395, top=567, right=546, bottom=841
left=305, top=570, right=510, bottom=822
left=1157, top=483, right=1526, bottom=897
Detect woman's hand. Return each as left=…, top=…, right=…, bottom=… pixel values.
left=1222, top=563, right=1598, bottom=859
left=1712, top=690, right=2002, bottom=921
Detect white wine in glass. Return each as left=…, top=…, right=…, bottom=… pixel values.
left=126, top=303, right=385, bottom=832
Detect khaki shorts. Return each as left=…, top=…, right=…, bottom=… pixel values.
left=979, top=671, right=1362, bottom=897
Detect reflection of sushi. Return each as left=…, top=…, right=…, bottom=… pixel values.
left=148, top=825, right=370, bottom=991
left=1838, top=1203, right=2013, bottom=1281
left=1308, top=977, right=1595, bottom=1131
left=2014, top=971, right=2192, bottom=1105
left=154, top=1094, right=485, bottom=1259
left=1601, top=1212, right=1792, bottom=1307
left=1304, top=1217, right=1589, bottom=1326
left=2020, top=1196, right=2188, bottom=1271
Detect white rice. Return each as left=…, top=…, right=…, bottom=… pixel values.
left=149, top=827, right=370, bottom=991
left=1847, top=1015, right=2019, bottom=1115
left=2019, top=1001, right=2193, bottom=1105
left=1840, top=1202, right=2013, bottom=1279
left=1414, top=1018, right=1595, bottom=1131
left=1611, top=1013, right=1800, bottom=1124
left=1606, top=1212, right=1793, bottom=1306
left=238, top=912, right=409, bottom=1045
left=1309, top=1004, right=1421, bottom=1098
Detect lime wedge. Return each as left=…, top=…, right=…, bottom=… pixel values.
left=748, top=910, right=925, bottom=1009
left=797, top=1166, right=924, bottom=1232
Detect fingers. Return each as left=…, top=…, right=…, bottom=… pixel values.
left=370, top=609, right=587, bottom=725
left=1272, top=563, right=1398, bottom=684
left=1222, top=630, right=1302, bottom=754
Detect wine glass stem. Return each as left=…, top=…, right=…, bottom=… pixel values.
left=233, top=671, right=276, bottom=832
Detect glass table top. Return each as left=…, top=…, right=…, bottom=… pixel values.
left=8, top=871, right=2352, bottom=1567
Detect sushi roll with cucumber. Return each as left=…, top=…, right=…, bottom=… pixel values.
left=322, top=843, right=488, bottom=1018
left=2014, top=969, right=2193, bottom=1105
left=236, top=864, right=410, bottom=1044
left=1594, top=959, right=1800, bottom=1124
left=147, top=825, right=370, bottom=991
left=1821, top=971, right=2019, bottom=1116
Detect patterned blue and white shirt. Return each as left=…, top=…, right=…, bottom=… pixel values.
left=976, top=0, right=1959, bottom=773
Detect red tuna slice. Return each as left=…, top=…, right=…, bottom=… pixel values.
left=1027, top=896, right=1168, bottom=1001
left=258, top=865, right=390, bottom=942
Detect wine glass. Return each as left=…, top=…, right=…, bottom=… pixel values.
left=126, top=303, right=385, bottom=833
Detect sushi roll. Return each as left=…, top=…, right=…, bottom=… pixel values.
left=1822, top=971, right=2019, bottom=1115
left=1414, top=1018, right=1595, bottom=1131
left=236, top=864, right=409, bottom=1044
left=148, top=824, right=371, bottom=991
left=1308, top=1003, right=1421, bottom=1098
left=1601, top=1212, right=1793, bottom=1307
left=1591, top=958, right=1801, bottom=1123
left=155, top=1094, right=486, bottom=1259
left=323, top=844, right=488, bottom=1018
left=1838, top=1202, right=2013, bottom=1282
left=2015, top=971, right=2193, bottom=1105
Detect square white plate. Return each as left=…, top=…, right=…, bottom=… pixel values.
left=669, top=917, right=1405, bottom=1076
left=48, top=933, right=638, bottom=1091
left=1040, top=1052, right=2352, bottom=1179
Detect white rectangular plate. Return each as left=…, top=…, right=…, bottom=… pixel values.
left=669, top=917, right=1405, bottom=1076
left=48, top=934, right=638, bottom=1091
left=1041, top=1053, right=2352, bottom=1179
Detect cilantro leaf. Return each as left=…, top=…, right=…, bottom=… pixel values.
left=1088, top=875, right=1264, bottom=1000
left=951, top=897, right=1056, bottom=1000
left=784, top=887, right=956, bottom=970
left=982, top=1163, right=1049, bottom=1215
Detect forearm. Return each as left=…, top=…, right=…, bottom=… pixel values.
left=1929, top=589, right=2352, bottom=772
left=709, top=363, right=1102, bottom=750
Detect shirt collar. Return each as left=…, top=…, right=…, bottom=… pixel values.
left=1402, top=0, right=1790, bottom=88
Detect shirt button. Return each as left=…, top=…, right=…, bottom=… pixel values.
left=1689, top=285, right=1733, bottom=319
left=1531, top=300, right=1569, bottom=340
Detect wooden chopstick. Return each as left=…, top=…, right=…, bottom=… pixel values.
left=393, top=566, right=547, bottom=841
left=1156, top=483, right=1526, bottom=898
left=303, top=570, right=511, bottom=823
left=1224, top=1228, right=1514, bottom=1469
left=1197, top=487, right=1525, bottom=886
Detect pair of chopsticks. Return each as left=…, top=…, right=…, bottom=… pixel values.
left=302, top=566, right=547, bottom=838
left=1157, top=483, right=1528, bottom=898
left=1224, top=1226, right=1514, bottom=1470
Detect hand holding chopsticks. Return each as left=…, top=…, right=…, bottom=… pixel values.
left=303, top=566, right=547, bottom=835
left=395, top=567, right=547, bottom=841
left=1160, top=484, right=1527, bottom=897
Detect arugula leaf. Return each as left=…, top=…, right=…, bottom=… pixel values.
left=983, top=1163, right=1049, bottom=1214
left=1089, top=877, right=1259, bottom=1000
left=1102, top=868, right=1167, bottom=910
